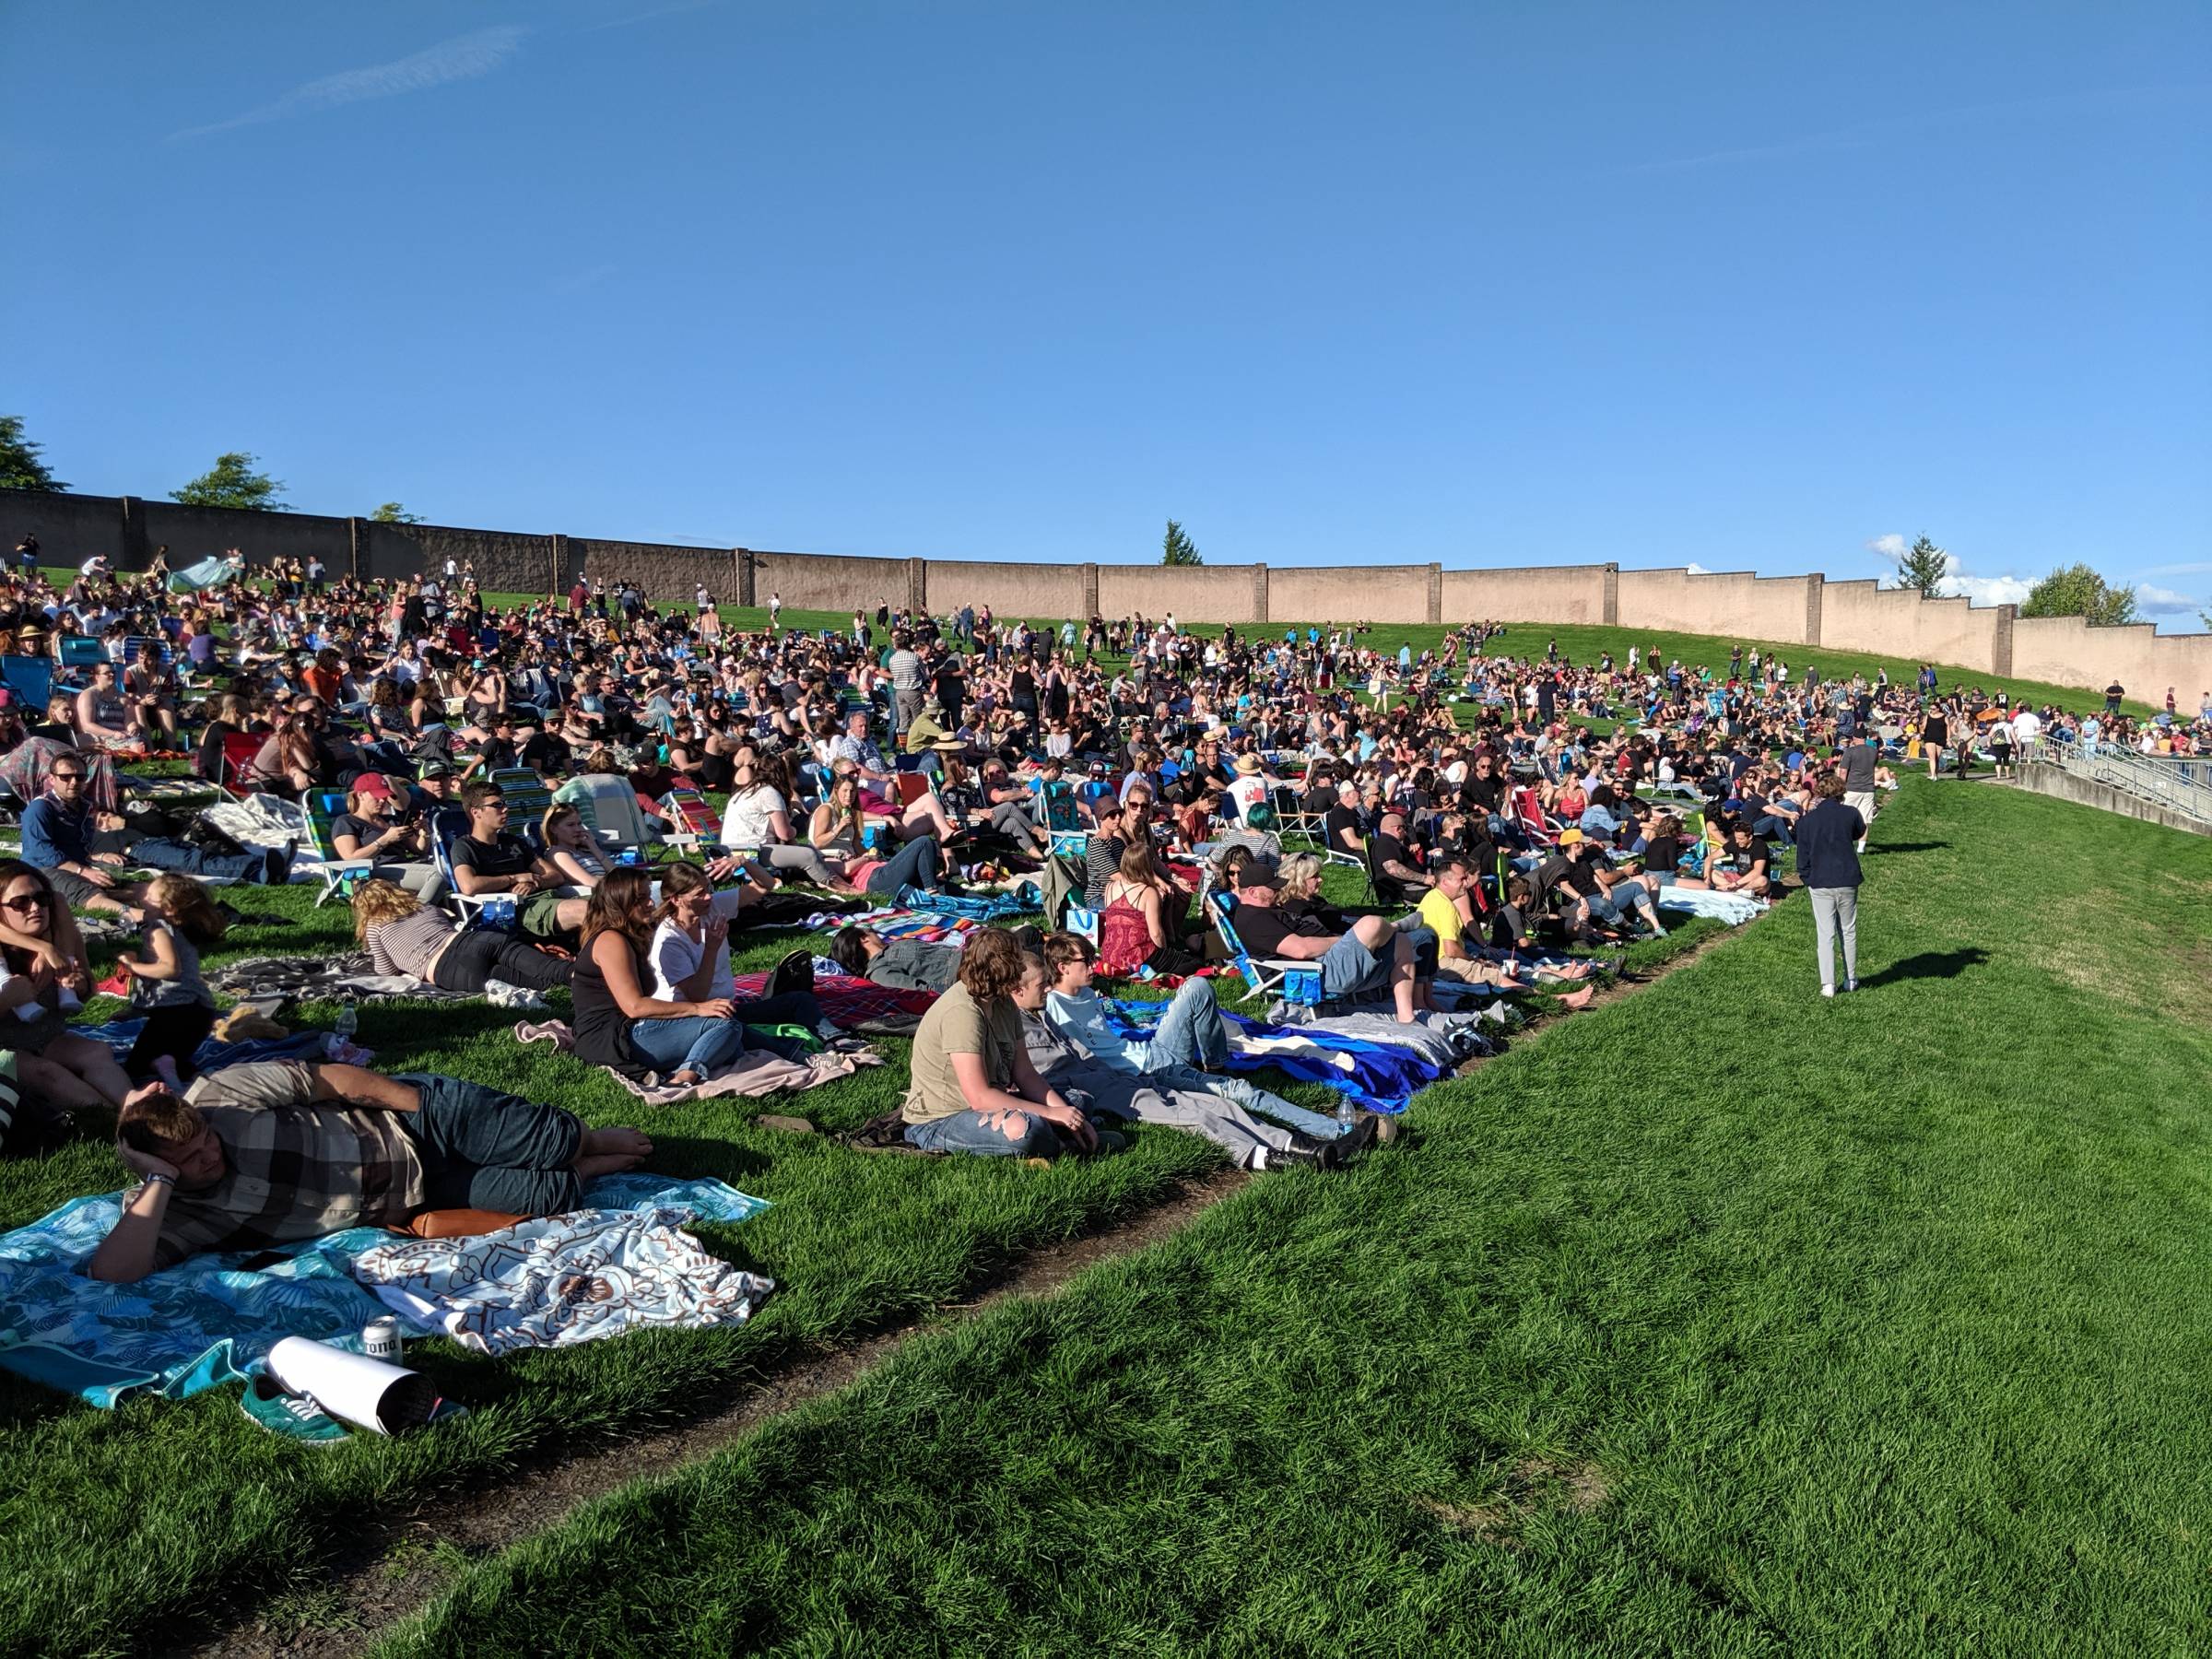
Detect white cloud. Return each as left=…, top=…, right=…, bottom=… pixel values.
left=2135, top=582, right=2204, bottom=615
left=1865, top=533, right=1909, bottom=562
left=1937, top=572, right=2034, bottom=606
left=2142, top=561, right=2212, bottom=577
left=1685, top=562, right=1712, bottom=576
left=171, top=25, right=528, bottom=140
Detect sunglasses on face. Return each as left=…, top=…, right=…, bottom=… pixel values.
left=4, top=895, right=49, bottom=912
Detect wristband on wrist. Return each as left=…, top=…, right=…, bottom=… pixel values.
left=141, top=1171, right=175, bottom=1189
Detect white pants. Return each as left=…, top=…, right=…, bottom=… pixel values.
left=1809, top=886, right=1859, bottom=993
left=1844, top=791, right=1875, bottom=844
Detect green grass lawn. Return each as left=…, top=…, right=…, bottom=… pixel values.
left=372, top=780, right=2212, bottom=1658
left=8, top=844, right=1620, bottom=1657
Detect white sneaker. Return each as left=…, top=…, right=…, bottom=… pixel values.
left=1846, top=979, right=1858, bottom=994
left=1820, top=985, right=1835, bottom=998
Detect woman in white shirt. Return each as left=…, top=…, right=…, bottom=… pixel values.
left=541, top=803, right=612, bottom=889
left=720, top=750, right=849, bottom=888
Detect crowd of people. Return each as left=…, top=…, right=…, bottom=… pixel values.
left=0, top=538, right=2205, bottom=1285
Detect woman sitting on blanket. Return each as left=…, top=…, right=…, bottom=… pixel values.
left=1097, top=841, right=1205, bottom=978
left=571, top=867, right=820, bottom=1088
left=0, top=861, right=134, bottom=1114
left=351, top=878, right=572, bottom=995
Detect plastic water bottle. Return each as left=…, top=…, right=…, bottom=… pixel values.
left=334, top=997, right=358, bottom=1040
left=1336, top=1099, right=1356, bottom=1136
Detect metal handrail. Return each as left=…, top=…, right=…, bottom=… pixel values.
left=2024, top=736, right=2212, bottom=824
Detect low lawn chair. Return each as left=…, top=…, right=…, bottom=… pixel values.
left=430, top=806, right=496, bottom=926
left=1204, top=888, right=1303, bottom=1002
left=489, top=768, right=555, bottom=849
left=302, top=789, right=374, bottom=907
left=660, top=785, right=723, bottom=857
left=219, top=732, right=266, bottom=800
left=0, top=656, right=52, bottom=716
left=1512, top=785, right=1560, bottom=848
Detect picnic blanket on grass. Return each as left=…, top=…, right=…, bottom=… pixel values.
left=1105, top=999, right=1460, bottom=1112
left=1656, top=888, right=1767, bottom=924
left=72, top=1016, right=333, bottom=1074
left=730, top=967, right=935, bottom=1022
left=0, top=1175, right=764, bottom=1406
left=802, top=903, right=990, bottom=946
left=514, top=1019, right=883, bottom=1105
left=210, top=951, right=477, bottom=1004
left=352, top=1205, right=775, bottom=1358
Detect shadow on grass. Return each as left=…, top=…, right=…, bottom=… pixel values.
left=1873, top=841, right=1950, bottom=854
left=1862, top=947, right=1988, bottom=986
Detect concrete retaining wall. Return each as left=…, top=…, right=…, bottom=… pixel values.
left=1616, top=568, right=1820, bottom=645
left=1822, top=580, right=2005, bottom=673
left=1441, top=563, right=1611, bottom=625
left=1267, top=564, right=1436, bottom=626
left=2016, top=764, right=2211, bottom=837
left=926, top=558, right=1088, bottom=621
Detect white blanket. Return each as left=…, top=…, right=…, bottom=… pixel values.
left=351, top=1206, right=773, bottom=1357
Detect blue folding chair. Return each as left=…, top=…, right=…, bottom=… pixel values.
left=0, top=657, right=53, bottom=713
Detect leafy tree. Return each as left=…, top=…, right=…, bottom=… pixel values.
left=1161, top=517, right=1202, bottom=567
left=2019, top=562, right=2138, bottom=627
left=0, top=416, right=65, bottom=492
left=371, top=501, right=423, bottom=524
left=1894, top=534, right=1947, bottom=598
left=171, top=452, right=287, bottom=512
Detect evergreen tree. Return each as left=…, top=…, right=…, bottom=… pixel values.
left=1895, top=534, right=1947, bottom=597
left=1161, top=517, right=1202, bottom=566
left=0, top=416, right=65, bottom=492
left=371, top=501, right=423, bottom=524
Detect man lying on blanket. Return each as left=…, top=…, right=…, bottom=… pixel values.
left=87, top=1061, right=653, bottom=1283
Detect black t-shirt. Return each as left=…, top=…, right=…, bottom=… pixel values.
left=1642, top=833, right=1679, bottom=875
left=1488, top=903, right=1533, bottom=948
left=1463, top=772, right=1505, bottom=814
left=330, top=812, right=378, bottom=853
left=1324, top=805, right=1363, bottom=851
left=1729, top=837, right=1771, bottom=877
left=1231, top=900, right=1328, bottom=957
left=521, top=729, right=567, bottom=773
left=452, top=831, right=536, bottom=882
left=1924, top=714, right=1948, bottom=747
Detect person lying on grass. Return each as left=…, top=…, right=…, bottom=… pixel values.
left=88, top=1060, right=653, bottom=1283
left=1039, top=930, right=1378, bottom=1170
left=900, top=929, right=1114, bottom=1159
left=354, top=878, right=574, bottom=996
left=1230, top=853, right=1439, bottom=1024
left=830, top=925, right=964, bottom=994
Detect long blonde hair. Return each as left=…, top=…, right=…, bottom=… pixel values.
left=349, top=877, right=424, bottom=941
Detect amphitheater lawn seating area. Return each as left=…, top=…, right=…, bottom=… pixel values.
left=0, top=848, right=1677, bottom=1656
left=380, top=778, right=2212, bottom=1658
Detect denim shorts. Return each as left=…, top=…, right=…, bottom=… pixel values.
left=1318, top=930, right=1388, bottom=1001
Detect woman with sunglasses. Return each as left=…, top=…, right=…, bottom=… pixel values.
left=0, top=861, right=133, bottom=1112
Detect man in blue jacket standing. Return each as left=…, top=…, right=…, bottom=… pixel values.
left=1795, top=771, right=1865, bottom=998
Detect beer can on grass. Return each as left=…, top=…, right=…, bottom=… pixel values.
left=363, top=1316, right=402, bottom=1361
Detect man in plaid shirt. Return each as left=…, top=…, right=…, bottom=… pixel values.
left=88, top=1061, right=655, bottom=1283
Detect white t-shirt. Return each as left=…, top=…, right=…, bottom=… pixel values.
left=648, top=919, right=734, bottom=1002
left=1227, top=774, right=1269, bottom=818
left=2011, top=710, right=2041, bottom=743
left=721, top=784, right=787, bottom=847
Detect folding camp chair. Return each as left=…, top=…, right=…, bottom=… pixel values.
left=1204, top=889, right=1304, bottom=1001
left=660, top=785, right=723, bottom=856
left=302, top=789, right=374, bottom=906
left=489, top=768, right=555, bottom=849
left=429, top=806, right=497, bottom=926
left=1512, top=786, right=1560, bottom=848
left=0, top=656, right=52, bottom=717
left=219, top=732, right=266, bottom=799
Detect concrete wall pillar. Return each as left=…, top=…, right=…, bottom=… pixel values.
left=908, top=557, right=928, bottom=613
left=1804, top=572, right=1824, bottom=645
left=1254, top=562, right=1271, bottom=625
left=550, top=534, right=570, bottom=594
left=1993, top=604, right=2017, bottom=677
left=1602, top=562, right=1620, bottom=625
left=347, top=517, right=364, bottom=580
left=1081, top=562, right=1100, bottom=620
left=118, top=496, right=148, bottom=571
left=1427, top=563, right=1443, bottom=624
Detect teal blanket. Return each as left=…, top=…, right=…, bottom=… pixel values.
left=0, top=1175, right=766, bottom=1407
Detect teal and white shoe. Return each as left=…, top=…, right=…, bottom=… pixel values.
left=240, top=1376, right=350, bottom=1445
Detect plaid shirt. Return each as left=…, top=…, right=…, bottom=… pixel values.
left=152, top=1103, right=426, bottom=1270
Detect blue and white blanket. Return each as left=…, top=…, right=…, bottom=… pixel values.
left=0, top=1175, right=766, bottom=1406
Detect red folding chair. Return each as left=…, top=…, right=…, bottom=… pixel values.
left=220, top=732, right=265, bottom=799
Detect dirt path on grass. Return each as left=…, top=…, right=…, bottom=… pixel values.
left=175, top=1169, right=1250, bottom=1659
left=175, top=924, right=1744, bottom=1659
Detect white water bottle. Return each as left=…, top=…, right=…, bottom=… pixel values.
left=334, top=997, right=359, bottom=1040
left=1336, top=1099, right=1356, bottom=1135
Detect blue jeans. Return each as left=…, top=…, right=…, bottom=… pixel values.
left=867, top=834, right=946, bottom=896
left=629, top=1014, right=747, bottom=1078
left=904, top=1108, right=1062, bottom=1158
left=128, top=837, right=264, bottom=884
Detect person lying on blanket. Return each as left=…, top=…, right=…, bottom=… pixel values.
left=88, top=1061, right=654, bottom=1283
left=1231, top=853, right=1439, bottom=1025
left=900, top=929, right=1115, bottom=1159
left=1039, top=931, right=1379, bottom=1171
left=830, top=925, right=964, bottom=994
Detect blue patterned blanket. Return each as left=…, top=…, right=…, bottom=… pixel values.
left=0, top=1175, right=766, bottom=1406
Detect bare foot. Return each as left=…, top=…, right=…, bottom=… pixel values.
left=1556, top=985, right=1596, bottom=1010
left=583, top=1126, right=653, bottom=1159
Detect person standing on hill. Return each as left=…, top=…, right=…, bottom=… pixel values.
left=1797, top=773, right=1865, bottom=999
left=1837, top=735, right=1878, bottom=853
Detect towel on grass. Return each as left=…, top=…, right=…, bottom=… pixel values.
left=729, top=967, right=935, bottom=1021
left=353, top=1205, right=774, bottom=1357
left=0, top=1174, right=764, bottom=1406
left=514, top=1019, right=881, bottom=1104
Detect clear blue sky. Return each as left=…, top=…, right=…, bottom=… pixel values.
left=6, top=2, right=2208, bottom=627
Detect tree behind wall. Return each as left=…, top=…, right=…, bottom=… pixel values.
left=171, top=453, right=287, bottom=512
left=371, top=502, right=423, bottom=524
left=1161, top=517, right=1202, bottom=566
left=0, top=416, right=65, bottom=492
left=1895, top=534, right=1947, bottom=598
left=2019, top=562, right=2139, bottom=627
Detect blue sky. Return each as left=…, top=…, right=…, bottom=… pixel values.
left=6, top=2, right=2207, bottom=627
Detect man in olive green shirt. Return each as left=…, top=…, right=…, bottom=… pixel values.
left=900, top=932, right=1099, bottom=1159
